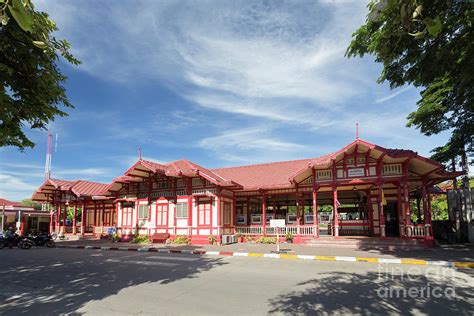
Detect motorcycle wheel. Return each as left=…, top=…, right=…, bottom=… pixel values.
left=19, top=240, right=32, bottom=249
left=0, top=241, right=4, bottom=249
left=46, top=240, right=55, bottom=248
left=51, top=233, right=58, bottom=240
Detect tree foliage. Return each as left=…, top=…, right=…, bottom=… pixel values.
left=20, top=198, right=41, bottom=210
left=346, top=0, right=473, bottom=180
left=0, top=0, right=79, bottom=150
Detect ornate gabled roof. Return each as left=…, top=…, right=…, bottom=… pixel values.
left=0, top=198, right=25, bottom=207
left=70, top=180, right=110, bottom=197
left=32, top=178, right=110, bottom=201
left=212, top=139, right=459, bottom=190
left=117, top=159, right=242, bottom=189
left=31, top=138, right=462, bottom=199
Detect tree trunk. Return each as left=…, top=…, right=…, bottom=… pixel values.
left=452, top=157, right=458, bottom=190
left=461, top=147, right=469, bottom=189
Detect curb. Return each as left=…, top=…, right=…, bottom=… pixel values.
left=55, top=245, right=474, bottom=269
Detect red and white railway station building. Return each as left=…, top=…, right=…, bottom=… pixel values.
left=32, top=139, right=461, bottom=245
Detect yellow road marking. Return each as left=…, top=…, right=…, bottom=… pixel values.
left=401, top=259, right=427, bottom=265
left=248, top=253, right=264, bottom=257
left=356, top=257, right=379, bottom=263
left=454, top=261, right=474, bottom=269
left=315, top=256, right=336, bottom=261
left=280, top=254, right=298, bottom=260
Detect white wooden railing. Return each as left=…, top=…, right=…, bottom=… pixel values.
left=236, top=226, right=263, bottom=235
left=236, top=225, right=315, bottom=236
left=412, top=225, right=426, bottom=238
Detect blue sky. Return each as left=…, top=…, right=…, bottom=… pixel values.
left=0, top=0, right=451, bottom=201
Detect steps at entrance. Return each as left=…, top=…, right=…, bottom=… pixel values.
left=304, top=237, right=429, bottom=250
left=60, top=234, right=98, bottom=241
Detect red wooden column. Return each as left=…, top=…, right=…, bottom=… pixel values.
left=173, top=179, right=177, bottom=236
left=73, top=204, right=77, bottom=235
left=295, top=189, right=300, bottom=236
left=186, top=177, right=193, bottom=235
left=111, top=202, right=115, bottom=226
left=421, top=180, right=432, bottom=239
left=426, top=184, right=433, bottom=238
left=114, top=201, right=119, bottom=226
left=19, top=214, right=25, bottom=235
left=93, top=202, right=97, bottom=232
left=232, top=196, right=237, bottom=233
left=397, top=184, right=403, bottom=239
left=216, top=190, right=221, bottom=238
left=301, top=193, right=305, bottom=225
left=100, top=202, right=105, bottom=228
left=312, top=184, right=319, bottom=238
left=55, top=204, right=59, bottom=231
left=333, top=188, right=339, bottom=237
left=367, top=189, right=373, bottom=236
left=404, top=180, right=412, bottom=237
left=262, top=192, right=267, bottom=236
left=62, top=204, right=67, bottom=233
left=378, top=184, right=386, bottom=238
left=81, top=202, right=86, bottom=235
left=49, top=211, right=54, bottom=234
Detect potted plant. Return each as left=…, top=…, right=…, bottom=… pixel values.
left=285, top=232, right=293, bottom=243
left=236, top=233, right=244, bottom=242
left=208, top=235, right=217, bottom=245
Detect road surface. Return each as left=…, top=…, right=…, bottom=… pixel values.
left=0, top=248, right=472, bottom=315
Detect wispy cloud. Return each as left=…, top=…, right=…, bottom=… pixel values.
left=23, top=0, right=451, bottom=176
left=0, top=174, right=38, bottom=201
left=375, top=86, right=412, bottom=104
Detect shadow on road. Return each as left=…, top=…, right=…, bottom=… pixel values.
left=0, top=248, right=227, bottom=315
left=268, top=270, right=474, bottom=315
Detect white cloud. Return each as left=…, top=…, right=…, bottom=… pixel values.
left=0, top=174, right=38, bottom=201
left=375, top=86, right=412, bottom=104
left=197, top=127, right=336, bottom=165
left=32, top=1, right=451, bottom=166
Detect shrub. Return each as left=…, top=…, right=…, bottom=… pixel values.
left=109, top=233, right=121, bottom=243
left=285, top=232, right=293, bottom=241
left=208, top=235, right=217, bottom=244
left=256, top=236, right=276, bottom=244
left=245, top=236, right=254, bottom=242
left=131, top=235, right=150, bottom=244
left=173, top=235, right=190, bottom=245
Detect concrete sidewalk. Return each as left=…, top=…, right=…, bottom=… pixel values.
left=56, top=239, right=474, bottom=264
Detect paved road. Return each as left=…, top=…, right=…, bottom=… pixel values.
left=0, top=248, right=472, bottom=315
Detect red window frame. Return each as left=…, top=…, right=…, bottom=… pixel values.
left=137, top=204, right=149, bottom=220
left=156, top=204, right=168, bottom=227
left=122, top=207, right=133, bottom=227
left=223, top=203, right=231, bottom=226
left=198, top=202, right=211, bottom=226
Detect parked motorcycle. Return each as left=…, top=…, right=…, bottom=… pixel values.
left=26, top=232, right=55, bottom=248
left=51, top=232, right=67, bottom=240
left=0, top=233, right=33, bottom=249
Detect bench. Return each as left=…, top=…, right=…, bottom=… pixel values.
left=152, top=233, right=170, bottom=244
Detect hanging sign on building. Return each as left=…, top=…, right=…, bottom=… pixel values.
left=270, top=219, right=286, bottom=228
left=347, top=168, right=365, bottom=177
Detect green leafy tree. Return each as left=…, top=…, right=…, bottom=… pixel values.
left=431, top=195, right=448, bottom=220
left=346, top=0, right=473, bottom=187
left=21, top=198, right=41, bottom=210
left=66, top=207, right=82, bottom=222
left=1, top=0, right=80, bottom=150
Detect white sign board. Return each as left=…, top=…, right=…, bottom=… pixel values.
left=347, top=168, right=365, bottom=177
left=270, top=219, right=286, bottom=228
